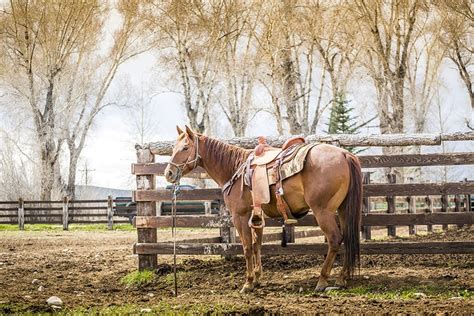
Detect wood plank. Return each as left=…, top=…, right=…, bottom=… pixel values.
left=364, top=182, right=474, bottom=196
left=359, top=152, right=474, bottom=168
left=134, top=188, right=223, bottom=202
left=134, top=241, right=474, bottom=255
left=133, top=163, right=208, bottom=178
left=134, top=212, right=474, bottom=228
left=135, top=215, right=233, bottom=228
left=362, top=212, right=474, bottom=226
left=262, top=229, right=324, bottom=243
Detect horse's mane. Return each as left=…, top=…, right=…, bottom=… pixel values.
left=200, top=135, right=250, bottom=179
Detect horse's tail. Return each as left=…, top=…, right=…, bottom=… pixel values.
left=341, top=152, right=363, bottom=277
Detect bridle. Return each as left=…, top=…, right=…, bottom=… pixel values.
left=168, top=135, right=201, bottom=181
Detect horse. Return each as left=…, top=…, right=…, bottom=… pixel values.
left=164, top=125, right=362, bottom=293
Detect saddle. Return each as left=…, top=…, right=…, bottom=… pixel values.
left=246, top=136, right=306, bottom=228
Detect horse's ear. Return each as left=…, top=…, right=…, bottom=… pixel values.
left=176, top=125, right=184, bottom=135
left=185, top=125, right=194, bottom=138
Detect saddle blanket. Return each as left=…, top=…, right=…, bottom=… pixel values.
left=245, top=143, right=317, bottom=187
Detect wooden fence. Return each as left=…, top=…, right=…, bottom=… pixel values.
left=132, top=133, right=474, bottom=271
left=0, top=196, right=130, bottom=230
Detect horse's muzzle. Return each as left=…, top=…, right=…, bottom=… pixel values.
left=164, top=165, right=178, bottom=183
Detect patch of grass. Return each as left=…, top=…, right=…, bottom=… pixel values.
left=0, top=224, right=20, bottom=231
left=0, top=223, right=134, bottom=231
left=314, top=285, right=473, bottom=300
left=120, top=270, right=155, bottom=287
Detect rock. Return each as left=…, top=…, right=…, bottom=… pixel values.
left=38, top=285, right=44, bottom=292
left=449, top=296, right=463, bottom=300
left=299, top=287, right=304, bottom=293
left=46, top=296, right=63, bottom=306
left=325, top=286, right=341, bottom=292
left=32, top=279, right=39, bottom=285
left=140, top=308, right=152, bottom=313
left=363, top=275, right=370, bottom=280
left=24, top=295, right=32, bottom=299
left=147, top=293, right=154, bottom=297
left=413, top=292, right=426, bottom=299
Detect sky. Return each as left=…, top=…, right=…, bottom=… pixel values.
left=76, top=49, right=474, bottom=191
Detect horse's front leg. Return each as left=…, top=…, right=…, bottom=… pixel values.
left=252, top=226, right=263, bottom=286
left=232, top=212, right=255, bottom=293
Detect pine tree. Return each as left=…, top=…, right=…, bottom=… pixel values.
left=327, top=93, right=373, bottom=153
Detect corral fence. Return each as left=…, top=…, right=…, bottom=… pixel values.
left=132, top=132, right=474, bottom=271
left=0, top=196, right=130, bottom=230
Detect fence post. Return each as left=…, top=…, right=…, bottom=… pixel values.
left=386, top=174, right=396, bottom=237
left=362, top=172, right=371, bottom=240
left=204, top=201, right=212, bottom=216
left=454, top=195, right=462, bottom=229
left=18, top=198, right=24, bottom=230
left=425, top=196, right=433, bottom=232
left=407, top=178, right=416, bottom=235
left=107, top=195, right=113, bottom=230
left=441, top=194, right=449, bottom=231
left=62, top=197, right=69, bottom=230
left=219, top=201, right=236, bottom=244
left=136, top=145, right=157, bottom=271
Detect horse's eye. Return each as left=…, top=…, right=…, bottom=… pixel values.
left=183, top=146, right=189, bottom=151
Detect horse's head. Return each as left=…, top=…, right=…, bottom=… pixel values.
left=164, top=125, right=201, bottom=183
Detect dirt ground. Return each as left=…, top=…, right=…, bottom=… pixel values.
left=0, top=227, right=472, bottom=314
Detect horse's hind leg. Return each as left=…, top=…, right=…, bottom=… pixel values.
left=335, top=212, right=349, bottom=288
left=313, top=208, right=343, bottom=291
left=252, top=227, right=263, bottom=285
left=233, top=212, right=255, bottom=293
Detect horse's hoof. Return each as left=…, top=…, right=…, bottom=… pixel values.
left=240, top=283, right=254, bottom=294
left=335, top=280, right=347, bottom=288
left=315, top=285, right=327, bottom=292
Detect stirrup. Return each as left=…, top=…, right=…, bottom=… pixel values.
left=284, top=218, right=298, bottom=225
left=248, top=208, right=265, bottom=229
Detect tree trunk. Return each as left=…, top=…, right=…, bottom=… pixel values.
left=66, top=153, right=79, bottom=200
left=281, top=45, right=301, bottom=135
left=38, top=80, right=59, bottom=201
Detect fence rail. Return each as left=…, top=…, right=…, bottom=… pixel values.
left=0, top=196, right=130, bottom=230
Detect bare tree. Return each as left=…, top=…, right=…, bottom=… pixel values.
left=145, top=0, right=224, bottom=134
left=0, top=0, right=104, bottom=200
left=212, top=0, right=262, bottom=137
left=59, top=1, right=153, bottom=198
left=352, top=0, right=427, bottom=134
left=0, top=0, right=153, bottom=199
left=435, top=0, right=473, bottom=127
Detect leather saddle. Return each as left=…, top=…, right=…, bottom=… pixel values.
left=246, top=136, right=306, bottom=228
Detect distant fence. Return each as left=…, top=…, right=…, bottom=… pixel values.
left=0, top=196, right=130, bottom=230
left=133, top=132, right=474, bottom=271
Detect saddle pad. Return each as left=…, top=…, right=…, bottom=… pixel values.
left=268, top=144, right=317, bottom=185
left=251, top=148, right=281, bottom=165
left=251, top=165, right=270, bottom=205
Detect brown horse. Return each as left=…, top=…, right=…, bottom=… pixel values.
left=165, top=126, right=362, bottom=293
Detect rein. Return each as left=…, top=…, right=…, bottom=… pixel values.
left=167, top=135, right=201, bottom=297
left=171, top=182, right=180, bottom=297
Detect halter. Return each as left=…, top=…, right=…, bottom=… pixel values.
left=168, top=135, right=201, bottom=180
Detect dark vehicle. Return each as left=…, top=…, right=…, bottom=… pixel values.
left=114, top=185, right=220, bottom=223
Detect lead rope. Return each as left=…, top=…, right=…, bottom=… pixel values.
left=171, top=182, right=180, bottom=297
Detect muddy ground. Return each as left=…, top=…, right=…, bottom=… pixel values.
left=0, top=227, right=472, bottom=314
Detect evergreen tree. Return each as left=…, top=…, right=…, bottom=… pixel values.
left=327, top=93, right=374, bottom=153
